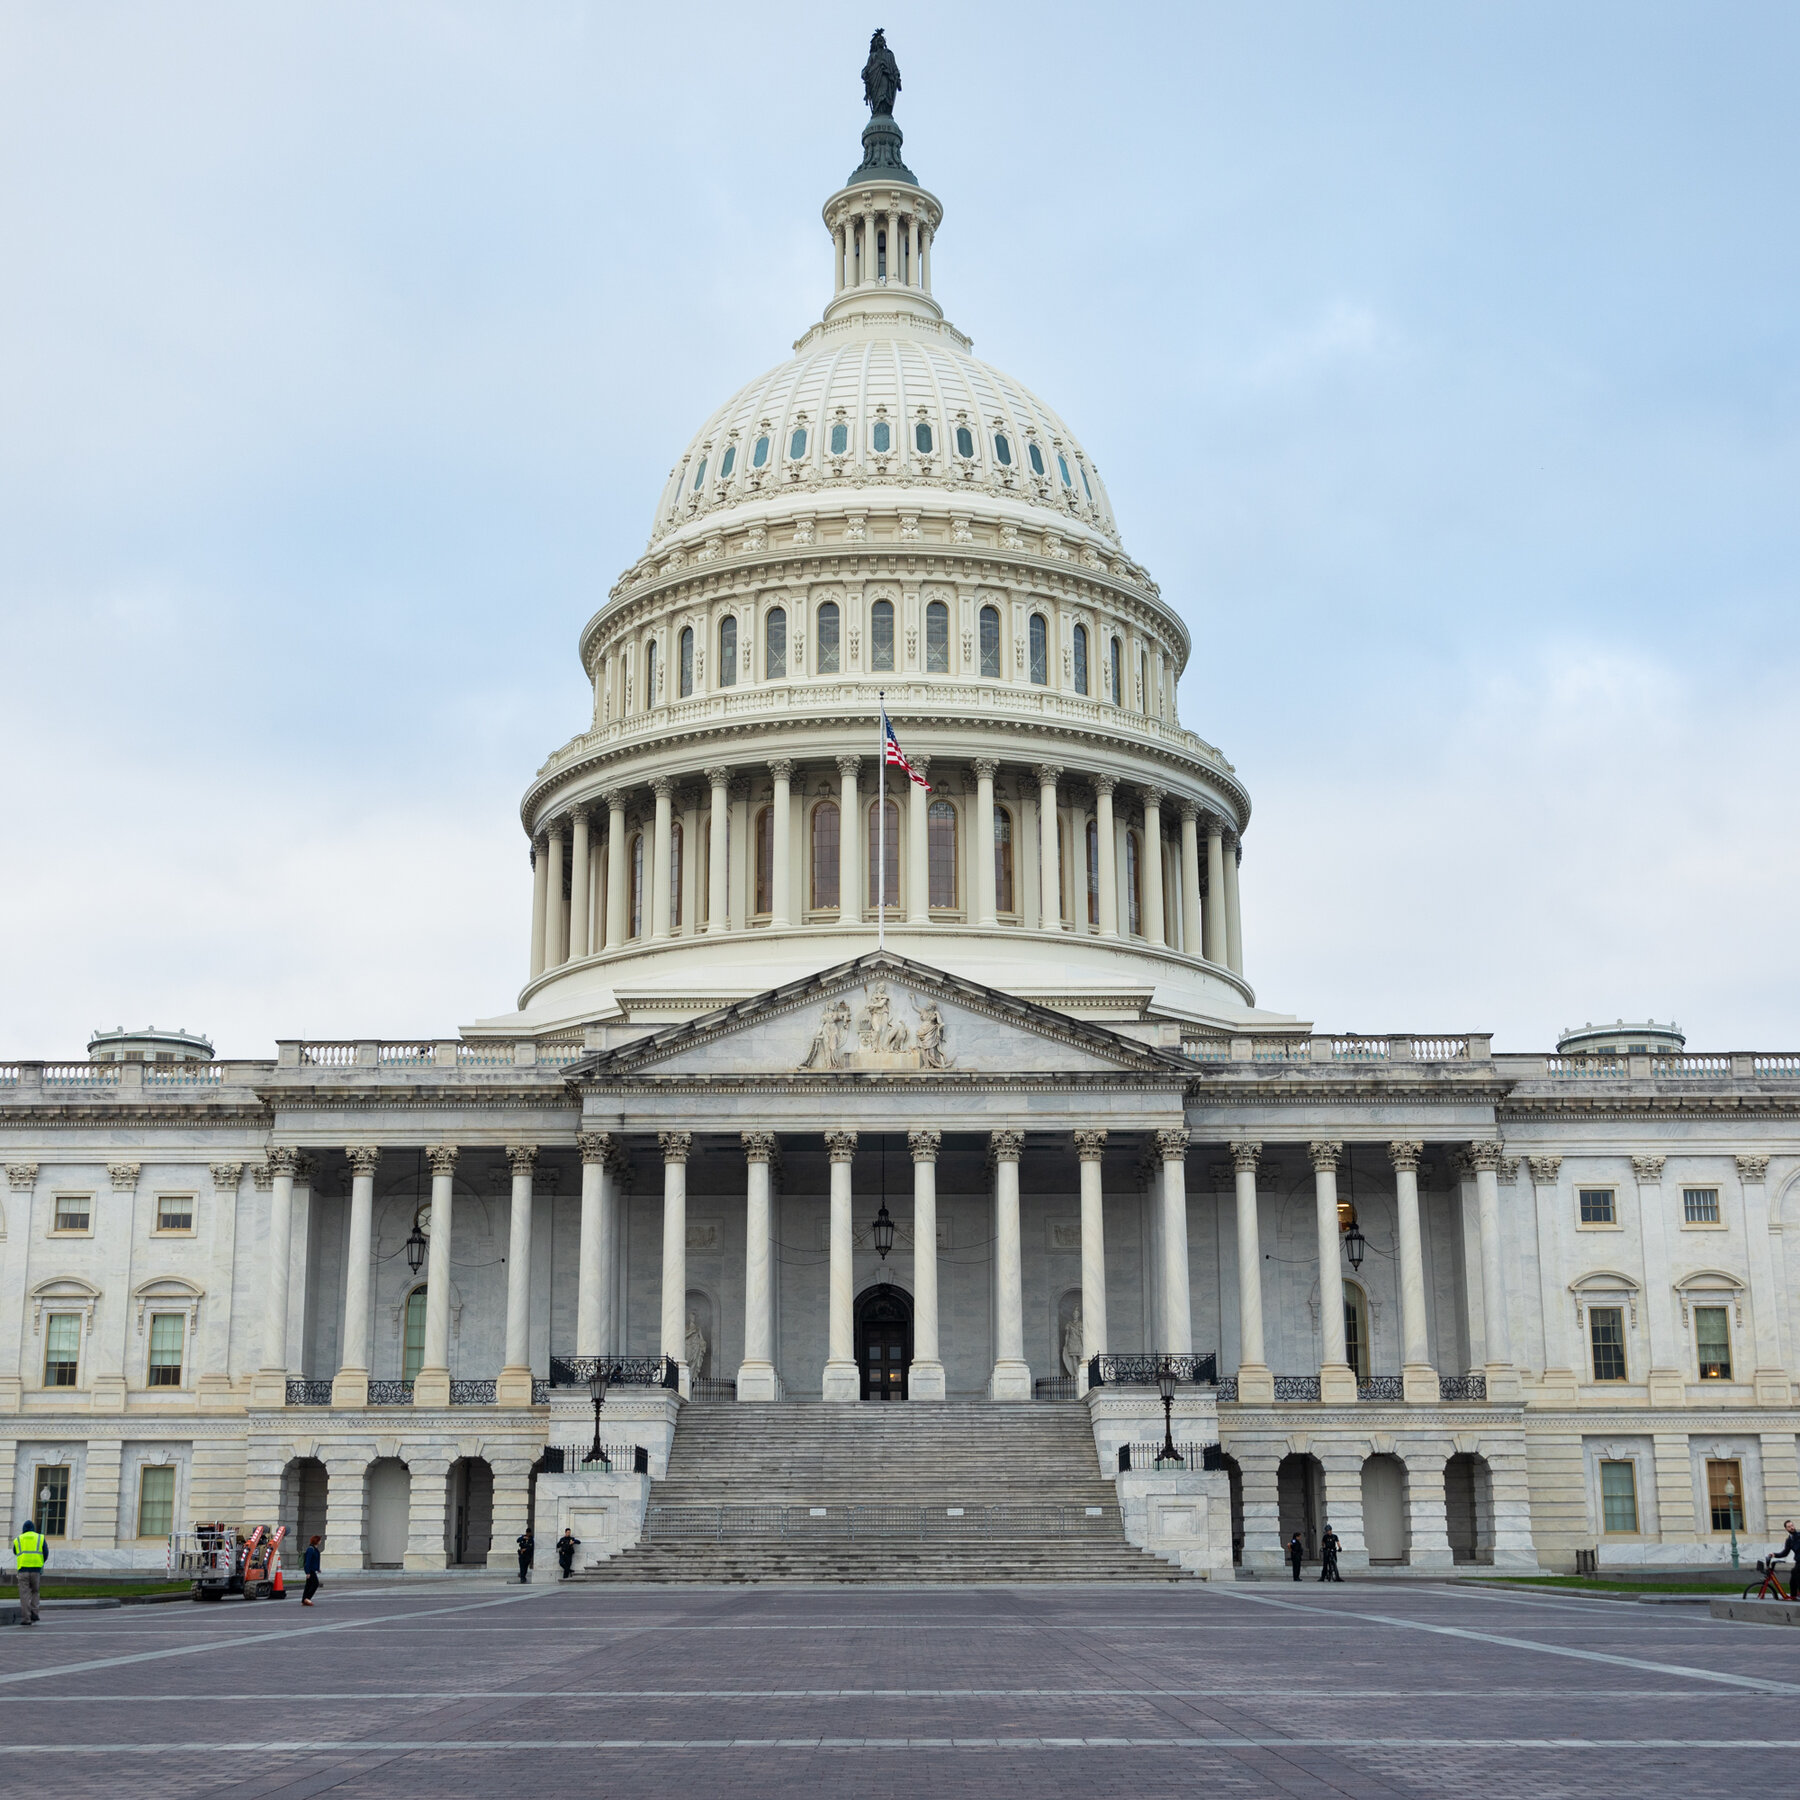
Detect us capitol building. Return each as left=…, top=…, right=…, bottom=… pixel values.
left=5, top=45, right=1796, bottom=1581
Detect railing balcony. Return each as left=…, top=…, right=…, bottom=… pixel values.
left=1272, top=1375, right=1323, bottom=1402
left=1085, top=1352, right=1218, bottom=1388
left=1438, top=1374, right=1488, bottom=1402
left=1116, top=1442, right=1225, bottom=1473
left=366, top=1380, right=414, bottom=1406
left=547, top=1355, right=680, bottom=1391
left=1356, top=1376, right=1405, bottom=1401
left=285, top=1379, right=334, bottom=1406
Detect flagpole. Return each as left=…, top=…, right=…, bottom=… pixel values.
left=877, top=691, right=886, bottom=952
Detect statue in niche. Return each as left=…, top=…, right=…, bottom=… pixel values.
left=857, top=982, right=912, bottom=1054
left=914, top=1001, right=950, bottom=1069
left=801, top=997, right=854, bottom=1070
left=685, top=1311, right=708, bottom=1378
left=1062, top=1306, right=1084, bottom=1378
left=862, top=29, right=901, bottom=116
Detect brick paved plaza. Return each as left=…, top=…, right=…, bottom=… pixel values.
left=0, top=1579, right=1795, bottom=1796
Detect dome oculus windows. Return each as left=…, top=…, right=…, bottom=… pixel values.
left=870, top=598, right=896, bottom=672
left=1027, top=442, right=1045, bottom=477
left=1079, top=462, right=1093, bottom=502
left=915, top=421, right=933, bottom=454
left=829, top=421, right=849, bottom=456
left=691, top=458, right=707, bottom=491
left=955, top=425, right=975, bottom=458
left=925, top=600, right=949, bottom=672
left=719, top=445, right=736, bottom=478
left=752, top=435, right=770, bottom=469
left=1057, top=452, right=1073, bottom=488
left=789, top=427, right=808, bottom=460
left=994, top=432, right=1013, bottom=467
left=872, top=420, right=891, bottom=454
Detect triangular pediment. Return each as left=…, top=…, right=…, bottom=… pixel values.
left=574, top=953, right=1189, bottom=1083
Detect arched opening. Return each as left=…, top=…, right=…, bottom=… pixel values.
left=718, top=615, right=737, bottom=687
left=1344, top=1280, right=1371, bottom=1382
left=856, top=1285, right=912, bottom=1402
left=928, top=799, right=958, bottom=908
left=280, top=1456, right=328, bottom=1557
left=817, top=600, right=841, bottom=673
left=629, top=831, right=645, bottom=937
left=925, top=599, right=949, bottom=671
left=1277, top=1451, right=1326, bottom=1563
left=645, top=639, right=659, bottom=708
left=870, top=598, right=896, bottom=671
left=1444, top=1453, right=1494, bottom=1564
left=810, top=800, right=840, bottom=910
left=979, top=604, right=1001, bottom=677
left=1028, top=613, right=1049, bottom=685
left=753, top=805, right=773, bottom=916
left=1216, top=1451, right=1245, bottom=1566
left=1072, top=623, right=1089, bottom=695
left=401, top=1285, right=427, bottom=1382
left=994, top=807, right=1015, bottom=914
left=669, top=818, right=684, bottom=931
left=1109, top=636, right=1122, bottom=705
left=1085, top=818, right=1099, bottom=927
left=867, top=797, right=900, bottom=909
left=363, top=1458, right=411, bottom=1568
left=1126, top=830, right=1143, bottom=935
left=445, top=1457, right=494, bottom=1566
left=678, top=625, right=694, bottom=697
left=765, top=605, right=787, bottom=678
left=1361, top=1453, right=1409, bottom=1564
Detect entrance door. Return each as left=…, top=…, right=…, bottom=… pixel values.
left=857, top=1287, right=911, bottom=1401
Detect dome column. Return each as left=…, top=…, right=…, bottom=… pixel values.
left=1035, top=764, right=1063, bottom=930
left=604, top=790, right=628, bottom=950
left=1140, top=787, right=1165, bottom=946
left=705, top=765, right=731, bottom=932
left=836, top=755, right=861, bottom=923
left=921, top=222, right=931, bottom=292
left=1093, top=777, right=1119, bottom=937
left=1177, top=800, right=1203, bottom=956
left=973, top=758, right=999, bottom=926
left=822, top=1132, right=859, bottom=1401
left=1204, top=820, right=1228, bottom=965
left=568, top=807, right=591, bottom=961
left=906, top=213, right=919, bottom=288
left=1223, top=832, right=1244, bottom=973
left=906, top=753, right=930, bottom=922
left=769, top=759, right=795, bottom=927
left=650, top=776, right=675, bottom=941
left=545, top=825, right=567, bottom=966
left=528, top=836, right=548, bottom=979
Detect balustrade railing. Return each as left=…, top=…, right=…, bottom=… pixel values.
left=1033, top=1375, right=1079, bottom=1402
left=449, top=1379, right=497, bottom=1405
left=1214, top=1375, right=1238, bottom=1402
left=1411, top=1036, right=1470, bottom=1060
left=1272, top=1375, right=1322, bottom=1402
left=1546, top=1053, right=1624, bottom=1076
left=366, top=1380, right=414, bottom=1406
left=1331, top=1037, right=1389, bottom=1063
left=42, top=1063, right=120, bottom=1085
left=537, top=1444, right=650, bottom=1475
left=1356, top=1376, right=1405, bottom=1402
left=0, top=1066, right=17, bottom=1084
left=1251, top=1039, right=1309, bottom=1063
left=1755, top=1053, right=1800, bottom=1076
left=643, top=1501, right=1122, bottom=1542
left=535, top=1041, right=586, bottom=1066
left=1651, top=1053, right=1732, bottom=1075
left=142, top=1064, right=223, bottom=1085
left=1085, top=1352, right=1217, bottom=1388
left=1438, top=1374, right=1488, bottom=1402
left=547, top=1355, right=680, bottom=1391
left=1116, top=1442, right=1224, bottom=1473
left=300, top=1042, right=358, bottom=1066
left=455, top=1044, right=513, bottom=1068
left=688, top=1376, right=737, bottom=1404
left=285, top=1379, right=334, bottom=1406
left=378, top=1043, right=433, bottom=1066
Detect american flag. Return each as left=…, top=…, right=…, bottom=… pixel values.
left=882, top=712, right=929, bottom=787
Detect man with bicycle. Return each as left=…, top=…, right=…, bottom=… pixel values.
left=1750, top=1519, right=1800, bottom=1599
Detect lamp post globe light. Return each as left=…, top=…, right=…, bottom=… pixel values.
left=587, top=1362, right=610, bottom=1470
left=1343, top=1218, right=1366, bottom=1273
left=404, top=1215, right=427, bottom=1277
left=872, top=1198, right=895, bottom=1264
left=1155, top=1359, right=1183, bottom=1468
left=1727, top=1477, right=1739, bottom=1568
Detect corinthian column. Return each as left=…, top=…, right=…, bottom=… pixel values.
left=529, top=837, right=549, bottom=979
left=908, top=1130, right=945, bottom=1400
left=251, top=1146, right=299, bottom=1407
left=1177, top=800, right=1202, bottom=955
left=658, top=1133, right=691, bottom=1391
left=822, top=1131, right=859, bottom=1400
left=650, top=776, right=674, bottom=941
left=836, top=755, right=861, bottom=922
left=706, top=765, right=731, bottom=932
left=1231, top=1141, right=1273, bottom=1402
left=1075, top=1130, right=1109, bottom=1384
left=568, top=808, right=591, bottom=960
left=1035, top=764, right=1063, bottom=929
left=1093, top=776, right=1119, bottom=937
left=1204, top=820, right=1227, bottom=964
left=974, top=757, right=999, bottom=926
left=906, top=754, right=931, bottom=923
left=738, top=1132, right=780, bottom=1401
left=497, top=1144, right=537, bottom=1405
left=769, top=759, right=794, bottom=927
left=545, top=825, right=566, bottom=966
left=1471, top=1139, right=1519, bottom=1401
left=1140, top=787, right=1166, bottom=946
left=414, top=1144, right=458, bottom=1407
left=332, top=1145, right=380, bottom=1407
left=1390, top=1141, right=1437, bottom=1403
left=1223, top=833, right=1244, bottom=973
left=1310, top=1141, right=1356, bottom=1403
left=989, top=1130, right=1031, bottom=1400
left=576, top=1132, right=615, bottom=1359
left=1156, top=1128, right=1192, bottom=1354
left=604, top=790, right=628, bottom=949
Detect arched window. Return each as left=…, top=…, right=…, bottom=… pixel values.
left=1085, top=817, right=1100, bottom=927
left=994, top=808, right=1015, bottom=914
left=645, top=640, right=658, bottom=708
left=1072, top=624, right=1089, bottom=696
left=720, top=444, right=736, bottom=478
left=829, top=420, right=849, bottom=456
left=630, top=831, right=645, bottom=937
left=678, top=627, right=694, bottom=698
left=867, top=798, right=900, bottom=909
left=789, top=426, right=808, bottom=460
left=1344, top=1282, right=1370, bottom=1381
left=872, top=420, right=890, bottom=454
left=817, top=601, right=840, bottom=674
left=955, top=424, right=975, bottom=459
left=1109, top=636, right=1122, bottom=707
left=1028, top=441, right=1046, bottom=477
left=1028, top=613, right=1049, bottom=686
left=1126, top=830, right=1142, bottom=936
left=925, top=600, right=949, bottom=672
left=765, top=606, right=787, bottom=679
left=915, top=420, right=933, bottom=454
left=752, top=434, right=770, bottom=469
left=1139, top=649, right=1149, bottom=712
left=753, top=806, right=773, bottom=916
left=402, top=1286, right=428, bottom=1382
left=870, top=598, right=895, bottom=671
left=699, top=817, right=710, bottom=927
left=810, top=801, right=840, bottom=909
left=718, top=616, right=737, bottom=687
left=691, top=457, right=707, bottom=491
left=928, top=799, right=957, bottom=908
left=994, top=432, right=1013, bottom=466
left=669, top=819, right=683, bottom=932
left=980, top=605, right=1001, bottom=678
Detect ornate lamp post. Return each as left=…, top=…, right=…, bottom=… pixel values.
left=587, top=1362, right=610, bottom=1470
left=1726, top=1476, right=1740, bottom=1569
left=1155, top=1359, right=1184, bottom=1468
left=872, top=1199, right=895, bottom=1264
left=1342, top=1217, right=1366, bottom=1272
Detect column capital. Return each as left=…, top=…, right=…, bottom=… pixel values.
left=1230, top=1139, right=1261, bottom=1173
left=909, top=751, right=930, bottom=780
left=1526, top=1154, right=1562, bottom=1186
left=3, top=1163, right=38, bottom=1191
left=907, top=1129, right=942, bottom=1162
left=346, top=1145, right=382, bottom=1177
left=971, top=756, right=1000, bottom=780
left=1629, top=1153, right=1665, bottom=1184
left=425, top=1144, right=460, bottom=1177
left=267, top=1146, right=302, bottom=1177
left=1154, top=1127, right=1190, bottom=1163
left=576, top=1130, right=615, bottom=1166
left=768, top=757, right=796, bottom=781
left=1736, top=1153, right=1771, bottom=1183
left=1387, top=1140, right=1424, bottom=1173
left=1176, top=796, right=1201, bottom=823
left=601, top=787, right=628, bottom=813
left=1140, top=784, right=1167, bottom=810
left=704, top=764, right=731, bottom=787
left=208, top=1162, right=242, bottom=1191
left=741, top=1130, right=778, bottom=1163
left=835, top=754, right=861, bottom=779
left=1307, top=1140, right=1342, bottom=1173
left=649, top=775, right=676, bottom=801
left=658, top=1131, right=692, bottom=1164
left=545, top=817, right=568, bottom=843
left=1073, top=1128, right=1107, bottom=1162
left=107, top=1162, right=141, bottom=1191
left=1466, top=1139, right=1506, bottom=1174
left=251, top=1162, right=276, bottom=1192
left=1033, top=762, right=1063, bottom=789
left=1091, top=773, right=1118, bottom=799
left=505, top=1143, right=539, bottom=1176
left=567, top=801, right=590, bottom=826
left=825, top=1130, right=859, bottom=1164
left=989, top=1128, right=1024, bottom=1163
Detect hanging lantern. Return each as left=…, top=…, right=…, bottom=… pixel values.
left=872, top=1199, right=895, bottom=1262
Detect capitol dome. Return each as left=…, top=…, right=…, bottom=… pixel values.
left=492, top=81, right=1269, bottom=1042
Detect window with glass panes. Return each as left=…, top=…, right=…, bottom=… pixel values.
left=1599, top=1460, right=1638, bottom=1533
left=1589, top=1306, right=1626, bottom=1381
left=1085, top=819, right=1099, bottom=926
left=668, top=820, right=683, bottom=930
left=137, top=1466, right=175, bottom=1538
left=817, top=601, right=840, bottom=673
left=753, top=807, right=773, bottom=915
left=156, top=1194, right=194, bottom=1232
left=979, top=606, right=1001, bottom=678
left=403, top=1289, right=428, bottom=1382
left=765, top=607, right=787, bottom=678
left=718, top=615, right=737, bottom=686
left=866, top=799, right=900, bottom=908
left=1028, top=614, right=1048, bottom=685
left=810, top=802, right=840, bottom=909
left=147, top=1313, right=185, bottom=1386
left=1578, top=1188, right=1615, bottom=1224
left=53, top=1193, right=90, bottom=1232
left=43, top=1313, right=80, bottom=1386
left=927, top=801, right=957, bottom=908
left=1683, top=1187, right=1721, bottom=1224
left=1695, top=1306, right=1731, bottom=1379
left=870, top=600, right=895, bottom=672
left=993, top=809, right=1015, bottom=913
left=34, top=1466, right=70, bottom=1536
left=925, top=601, right=949, bottom=672
left=1706, top=1459, right=1744, bottom=1531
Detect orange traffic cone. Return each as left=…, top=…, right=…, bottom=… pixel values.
left=272, top=1563, right=285, bottom=1598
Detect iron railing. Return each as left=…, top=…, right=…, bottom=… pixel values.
left=449, top=1379, right=497, bottom=1405
left=284, top=1379, right=333, bottom=1407
left=1357, top=1377, right=1405, bottom=1401
left=366, top=1380, right=414, bottom=1406
left=1439, top=1374, right=1488, bottom=1401
left=548, top=1355, right=680, bottom=1390
left=1272, top=1375, right=1322, bottom=1401
left=536, top=1444, right=649, bottom=1475
left=689, top=1377, right=737, bottom=1404
left=642, top=1502, right=1122, bottom=1543
left=1116, top=1443, right=1226, bottom=1473
left=1033, top=1375, right=1079, bottom=1401
left=1086, top=1353, right=1217, bottom=1388
left=1215, top=1375, right=1239, bottom=1402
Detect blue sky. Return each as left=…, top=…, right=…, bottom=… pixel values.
left=2, top=3, right=1796, bottom=1056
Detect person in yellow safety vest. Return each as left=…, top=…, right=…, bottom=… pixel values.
left=11, top=1520, right=48, bottom=1627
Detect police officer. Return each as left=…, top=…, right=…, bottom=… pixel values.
left=11, top=1519, right=47, bottom=1626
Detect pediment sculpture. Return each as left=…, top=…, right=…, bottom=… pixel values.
left=799, top=982, right=953, bottom=1072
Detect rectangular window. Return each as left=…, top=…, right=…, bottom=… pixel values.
left=817, top=603, right=840, bottom=674
left=753, top=806, right=773, bottom=916
left=34, top=1466, right=70, bottom=1537
left=148, top=1313, right=185, bottom=1387
left=1578, top=1188, right=1615, bottom=1225
left=810, top=803, right=840, bottom=910
left=927, top=801, right=957, bottom=909
left=1683, top=1187, right=1721, bottom=1224
left=53, top=1193, right=90, bottom=1232
left=1695, top=1306, right=1732, bottom=1380
left=156, top=1194, right=194, bottom=1233
left=1589, top=1307, right=1627, bottom=1382
left=44, top=1313, right=81, bottom=1386
left=1599, top=1460, right=1638, bottom=1534
left=137, top=1466, right=176, bottom=1538
left=1706, top=1458, right=1744, bottom=1532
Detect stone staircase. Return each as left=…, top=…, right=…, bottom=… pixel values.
left=576, top=1401, right=1186, bottom=1583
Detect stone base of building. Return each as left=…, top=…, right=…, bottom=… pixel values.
left=988, top=1359, right=1032, bottom=1402
left=534, top=1468, right=653, bottom=1568
left=735, top=1360, right=784, bottom=1401
left=908, top=1358, right=947, bottom=1401
left=1117, top=1467, right=1234, bottom=1576
left=331, top=1368, right=370, bottom=1407
left=821, top=1358, right=859, bottom=1401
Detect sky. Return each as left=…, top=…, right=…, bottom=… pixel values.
left=2, top=2, right=1796, bottom=1058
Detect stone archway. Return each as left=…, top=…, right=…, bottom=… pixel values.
left=446, top=1457, right=494, bottom=1565
left=363, top=1458, right=410, bottom=1568
left=1277, top=1451, right=1325, bottom=1561
left=1445, top=1452, right=1494, bottom=1564
left=280, top=1456, right=328, bottom=1555
left=855, top=1284, right=913, bottom=1401
left=1361, top=1453, right=1409, bottom=1563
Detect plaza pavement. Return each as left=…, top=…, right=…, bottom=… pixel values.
left=0, top=1575, right=1793, bottom=1796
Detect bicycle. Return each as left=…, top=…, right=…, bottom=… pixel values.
left=1743, top=1556, right=1792, bottom=1601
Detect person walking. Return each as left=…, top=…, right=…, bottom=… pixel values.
left=556, top=1528, right=581, bottom=1580
left=300, top=1536, right=323, bottom=1606
left=1288, top=1531, right=1304, bottom=1581
left=11, top=1519, right=47, bottom=1626
left=516, top=1528, right=535, bottom=1584
left=1319, top=1524, right=1343, bottom=1583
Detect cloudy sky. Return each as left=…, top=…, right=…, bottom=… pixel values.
left=2, top=3, right=1796, bottom=1058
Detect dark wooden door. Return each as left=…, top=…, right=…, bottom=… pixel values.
left=858, top=1294, right=911, bottom=1401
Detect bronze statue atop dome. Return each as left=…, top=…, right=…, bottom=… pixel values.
left=862, top=29, right=901, bottom=117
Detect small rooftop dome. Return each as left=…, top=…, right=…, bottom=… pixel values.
left=1555, top=1019, right=1685, bottom=1057
left=87, top=1025, right=214, bottom=1064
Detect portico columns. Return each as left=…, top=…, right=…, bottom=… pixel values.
left=974, top=758, right=999, bottom=926
left=659, top=1132, right=691, bottom=1393
left=1738, top=1156, right=1790, bottom=1403
left=1178, top=801, right=1202, bottom=954
left=1231, top=1141, right=1273, bottom=1403
left=706, top=765, right=731, bottom=932
left=497, top=1144, right=537, bottom=1405
left=529, top=838, right=548, bottom=979
left=1204, top=822, right=1227, bottom=965
left=604, top=790, right=628, bottom=949
left=1390, top=1141, right=1438, bottom=1403
left=908, top=1130, right=946, bottom=1401
left=251, top=1146, right=298, bottom=1406
left=1140, top=788, right=1166, bottom=946
left=650, top=776, right=674, bottom=941
left=413, top=1144, right=458, bottom=1407
left=836, top=755, right=860, bottom=920
left=331, top=1145, right=379, bottom=1407
left=1075, top=1130, right=1109, bottom=1387
left=1223, top=833, right=1244, bottom=973
left=576, top=1132, right=615, bottom=1359
left=1156, top=1128, right=1192, bottom=1354
left=568, top=808, right=591, bottom=960
left=1310, top=1141, right=1357, bottom=1403
left=989, top=1130, right=1031, bottom=1400
left=1093, top=776, right=1119, bottom=936
left=1035, top=764, right=1062, bottom=928
left=769, top=759, right=795, bottom=927
left=822, top=1131, right=859, bottom=1400
left=1470, top=1140, right=1520, bottom=1401
left=738, top=1132, right=780, bottom=1401
left=906, top=754, right=931, bottom=923
left=545, top=826, right=566, bottom=966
